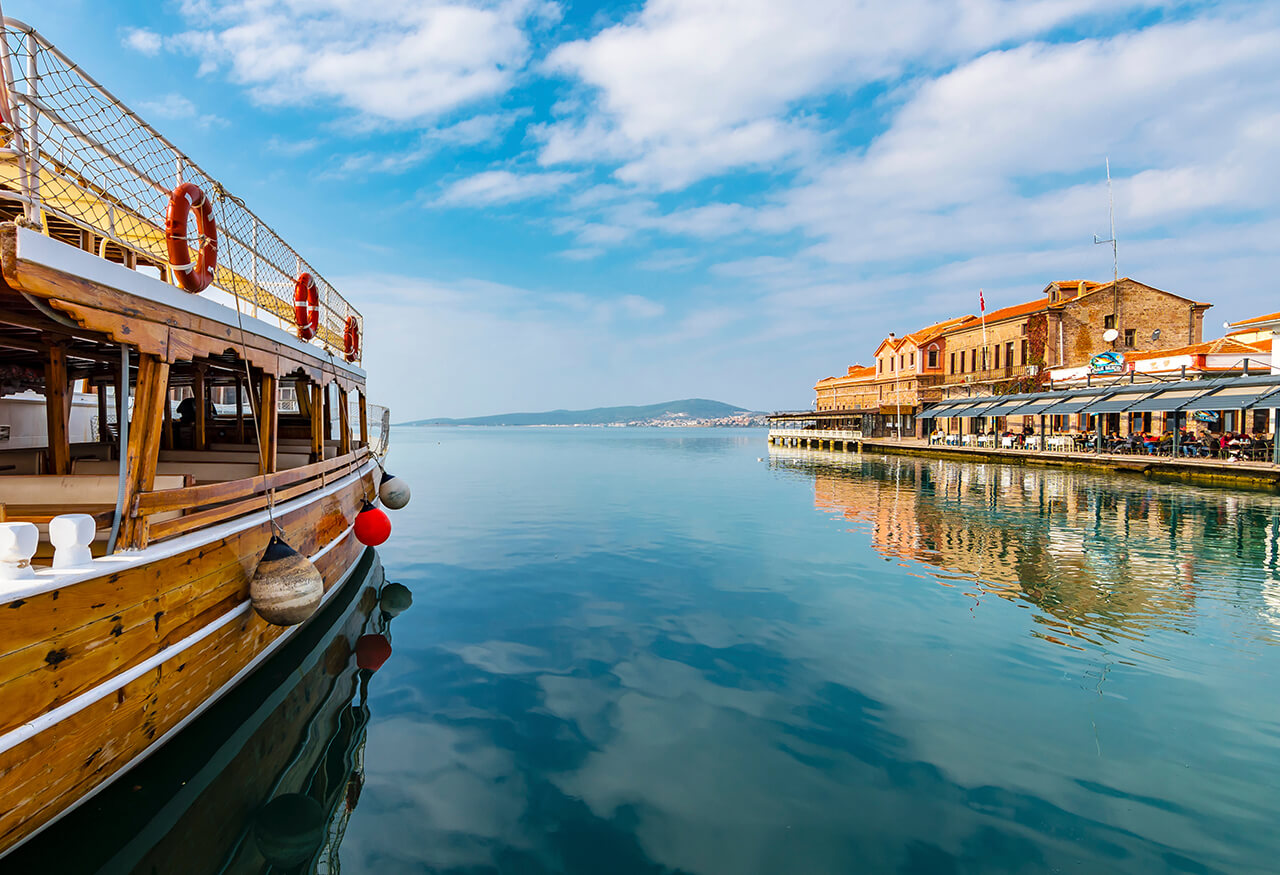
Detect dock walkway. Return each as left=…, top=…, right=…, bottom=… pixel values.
left=768, top=431, right=1280, bottom=489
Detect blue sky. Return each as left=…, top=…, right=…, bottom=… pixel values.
left=9, top=0, right=1279, bottom=417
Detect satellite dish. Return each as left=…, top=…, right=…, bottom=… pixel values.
left=1102, top=328, right=1119, bottom=342
left=1152, top=328, right=1161, bottom=341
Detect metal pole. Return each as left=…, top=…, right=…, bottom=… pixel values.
left=23, top=29, right=39, bottom=217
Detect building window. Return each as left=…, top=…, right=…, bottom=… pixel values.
left=1104, top=314, right=1116, bottom=330
left=1124, top=328, right=1135, bottom=347
left=878, top=360, right=882, bottom=374
left=910, top=352, right=915, bottom=368
left=1021, top=339, right=1028, bottom=365
left=929, top=347, right=939, bottom=369
left=994, top=345, right=1001, bottom=369
left=950, top=351, right=956, bottom=374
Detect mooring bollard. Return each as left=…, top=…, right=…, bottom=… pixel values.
left=50, top=514, right=96, bottom=569
left=0, top=522, right=39, bottom=581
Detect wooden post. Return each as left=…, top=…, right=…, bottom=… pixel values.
left=309, top=383, right=323, bottom=463
left=358, top=391, right=369, bottom=446
left=322, top=383, right=332, bottom=441
left=161, top=382, right=174, bottom=450
left=258, top=373, right=277, bottom=475
left=120, top=354, right=171, bottom=548
left=235, top=374, right=245, bottom=444
left=193, top=362, right=208, bottom=451
left=337, top=386, right=351, bottom=455
left=44, top=344, right=71, bottom=475
left=96, top=382, right=110, bottom=442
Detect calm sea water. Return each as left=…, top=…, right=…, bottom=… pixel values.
left=23, top=426, right=1280, bottom=874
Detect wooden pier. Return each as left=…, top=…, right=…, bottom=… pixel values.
left=767, top=429, right=1280, bottom=489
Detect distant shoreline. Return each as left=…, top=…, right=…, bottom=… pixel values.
left=392, top=422, right=770, bottom=429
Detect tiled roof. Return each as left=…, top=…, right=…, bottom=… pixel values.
left=1228, top=310, right=1280, bottom=328
left=943, top=298, right=1044, bottom=330
left=1124, top=336, right=1267, bottom=361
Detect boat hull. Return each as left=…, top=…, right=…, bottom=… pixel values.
left=0, top=460, right=377, bottom=854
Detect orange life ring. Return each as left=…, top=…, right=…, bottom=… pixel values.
left=293, top=273, right=319, bottom=340
left=344, top=316, right=360, bottom=362
left=165, top=182, right=217, bottom=293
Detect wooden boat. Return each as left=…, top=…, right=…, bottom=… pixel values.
left=0, top=18, right=397, bottom=855
left=3, top=549, right=398, bottom=873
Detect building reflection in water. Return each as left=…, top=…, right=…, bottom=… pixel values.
left=6, top=551, right=413, bottom=875
left=772, top=445, right=1280, bottom=650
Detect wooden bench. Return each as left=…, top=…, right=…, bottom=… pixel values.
left=0, top=448, right=44, bottom=474
left=73, top=459, right=261, bottom=485
left=158, top=450, right=312, bottom=469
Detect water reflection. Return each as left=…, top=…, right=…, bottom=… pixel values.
left=11, top=551, right=412, bottom=874
left=773, top=446, right=1280, bottom=652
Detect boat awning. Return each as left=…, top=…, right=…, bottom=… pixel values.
left=1077, top=387, right=1162, bottom=414
left=1124, top=386, right=1218, bottom=413
left=1002, top=393, right=1073, bottom=417
left=1043, top=390, right=1116, bottom=415
left=1192, top=383, right=1280, bottom=411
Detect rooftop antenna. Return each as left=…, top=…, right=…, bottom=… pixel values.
left=1093, top=157, right=1119, bottom=347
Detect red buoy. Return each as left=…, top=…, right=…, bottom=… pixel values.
left=355, top=633, right=392, bottom=671
left=354, top=501, right=391, bottom=546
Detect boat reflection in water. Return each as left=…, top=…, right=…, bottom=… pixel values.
left=7, top=550, right=412, bottom=874
left=771, top=445, right=1280, bottom=651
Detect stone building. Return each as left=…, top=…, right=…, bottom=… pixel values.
left=811, top=315, right=976, bottom=436
left=939, top=279, right=1211, bottom=396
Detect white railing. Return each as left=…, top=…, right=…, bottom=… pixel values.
left=0, top=19, right=361, bottom=360
left=769, top=429, right=863, bottom=441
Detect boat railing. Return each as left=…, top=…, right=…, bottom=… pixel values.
left=0, top=19, right=362, bottom=361
left=131, top=447, right=372, bottom=548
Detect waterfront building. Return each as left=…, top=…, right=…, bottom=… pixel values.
left=809, top=316, right=976, bottom=437
left=939, top=279, right=1212, bottom=397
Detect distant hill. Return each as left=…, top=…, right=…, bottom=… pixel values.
left=398, top=399, right=754, bottom=427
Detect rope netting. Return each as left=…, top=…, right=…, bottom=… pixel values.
left=0, top=19, right=362, bottom=362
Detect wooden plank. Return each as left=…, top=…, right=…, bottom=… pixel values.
left=310, top=383, right=323, bottom=463
left=337, top=386, right=351, bottom=456
left=234, top=375, right=245, bottom=444
left=145, top=474, right=321, bottom=542
left=359, top=390, right=369, bottom=446
left=95, top=384, right=109, bottom=443
left=193, top=362, right=207, bottom=451
left=322, top=382, right=332, bottom=441
left=44, top=344, right=71, bottom=475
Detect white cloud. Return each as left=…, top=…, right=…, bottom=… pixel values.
left=434, top=169, right=578, bottom=206
left=335, top=111, right=528, bottom=175
left=764, top=12, right=1280, bottom=268
left=173, top=0, right=559, bottom=122
left=137, top=93, right=229, bottom=128
left=557, top=246, right=605, bottom=260
left=122, top=27, right=163, bottom=55
left=540, top=0, right=1162, bottom=187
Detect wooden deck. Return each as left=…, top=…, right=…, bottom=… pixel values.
left=769, top=432, right=1280, bottom=489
